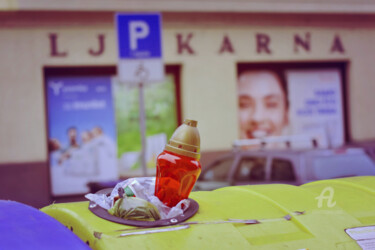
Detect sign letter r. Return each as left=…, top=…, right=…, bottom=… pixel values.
left=129, top=21, right=150, bottom=50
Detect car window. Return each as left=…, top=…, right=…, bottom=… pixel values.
left=202, top=157, right=233, bottom=181
left=313, top=154, right=375, bottom=179
left=271, top=159, right=296, bottom=181
left=235, top=157, right=266, bottom=181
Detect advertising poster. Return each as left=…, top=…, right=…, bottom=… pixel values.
left=112, top=75, right=178, bottom=176
left=46, top=76, right=118, bottom=196
left=286, top=69, right=344, bottom=148
left=237, top=66, right=345, bottom=149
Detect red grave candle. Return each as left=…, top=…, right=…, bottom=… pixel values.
left=154, top=119, right=201, bottom=207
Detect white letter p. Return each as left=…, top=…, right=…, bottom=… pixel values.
left=129, top=21, right=149, bottom=50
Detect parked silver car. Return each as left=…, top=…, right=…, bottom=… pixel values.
left=195, top=147, right=375, bottom=191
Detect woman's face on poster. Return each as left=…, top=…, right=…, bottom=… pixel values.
left=238, top=71, right=288, bottom=139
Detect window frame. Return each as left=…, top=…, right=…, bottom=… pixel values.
left=43, top=65, right=182, bottom=198
left=237, top=61, right=350, bottom=143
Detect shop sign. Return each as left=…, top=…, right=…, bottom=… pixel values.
left=48, top=32, right=345, bottom=58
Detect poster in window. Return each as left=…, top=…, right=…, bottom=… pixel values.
left=286, top=69, right=344, bottom=148
left=46, top=67, right=180, bottom=195
left=46, top=76, right=118, bottom=196
left=237, top=65, right=345, bottom=149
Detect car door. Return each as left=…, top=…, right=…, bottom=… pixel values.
left=308, top=150, right=375, bottom=181
left=269, top=157, right=298, bottom=185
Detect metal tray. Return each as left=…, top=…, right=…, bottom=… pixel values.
left=88, top=188, right=199, bottom=227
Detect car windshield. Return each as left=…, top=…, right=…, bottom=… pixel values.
left=202, top=157, right=233, bottom=181
left=235, top=157, right=266, bottom=181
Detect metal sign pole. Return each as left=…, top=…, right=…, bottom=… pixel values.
left=116, top=13, right=164, bottom=177
left=138, top=82, right=148, bottom=176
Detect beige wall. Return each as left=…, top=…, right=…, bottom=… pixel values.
left=1, top=13, right=375, bottom=163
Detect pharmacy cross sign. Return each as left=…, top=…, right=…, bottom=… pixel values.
left=116, top=13, right=164, bottom=84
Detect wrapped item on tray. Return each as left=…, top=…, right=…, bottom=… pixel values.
left=109, top=196, right=161, bottom=221
left=85, top=177, right=190, bottom=221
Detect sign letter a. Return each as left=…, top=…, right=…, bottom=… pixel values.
left=129, top=21, right=150, bottom=50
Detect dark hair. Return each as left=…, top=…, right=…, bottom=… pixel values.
left=273, top=70, right=289, bottom=109
left=238, top=69, right=289, bottom=109
left=48, top=139, right=59, bottom=152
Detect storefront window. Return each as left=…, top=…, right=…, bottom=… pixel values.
left=113, top=73, right=179, bottom=175
left=237, top=62, right=347, bottom=149
left=45, top=66, right=181, bottom=196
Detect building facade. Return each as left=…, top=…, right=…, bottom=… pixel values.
left=1, top=0, right=375, bottom=206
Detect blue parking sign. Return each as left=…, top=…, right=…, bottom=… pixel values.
left=116, top=13, right=162, bottom=59
left=116, top=13, right=164, bottom=83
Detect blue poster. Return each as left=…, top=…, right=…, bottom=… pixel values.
left=46, top=76, right=118, bottom=196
